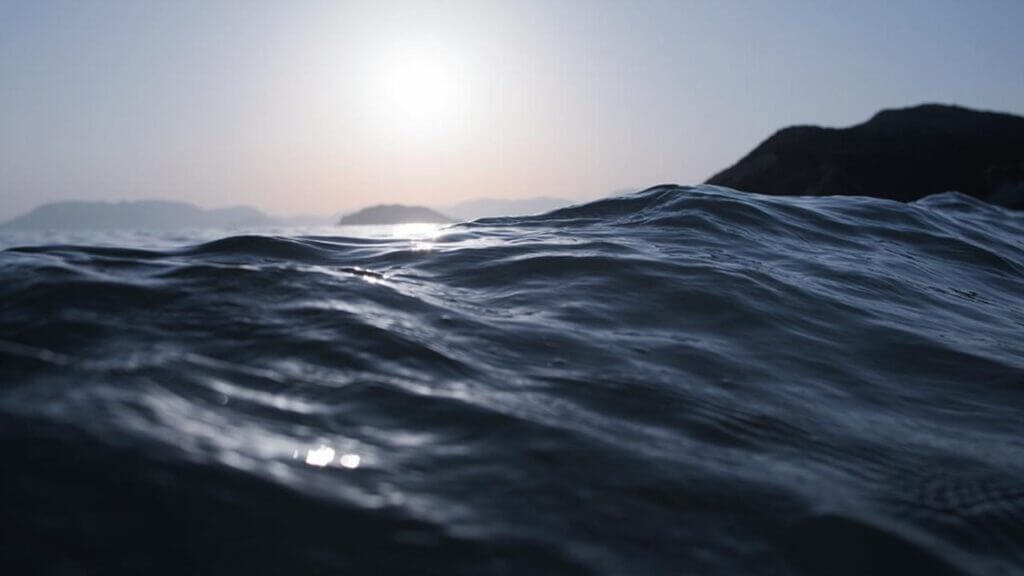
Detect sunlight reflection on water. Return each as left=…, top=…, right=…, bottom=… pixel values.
left=304, top=444, right=335, bottom=467
left=336, top=222, right=446, bottom=240
left=339, top=453, right=361, bottom=469
left=341, top=222, right=444, bottom=253
left=298, top=445, right=361, bottom=469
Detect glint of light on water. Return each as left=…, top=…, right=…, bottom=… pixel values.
left=300, top=445, right=360, bottom=469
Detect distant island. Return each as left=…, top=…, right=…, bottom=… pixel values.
left=706, top=104, right=1024, bottom=209
left=0, top=200, right=274, bottom=230
left=338, top=204, right=455, bottom=225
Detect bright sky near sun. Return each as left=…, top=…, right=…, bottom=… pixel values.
left=1, top=0, right=1023, bottom=219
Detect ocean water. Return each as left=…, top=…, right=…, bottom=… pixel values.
left=2, top=185, right=1023, bottom=575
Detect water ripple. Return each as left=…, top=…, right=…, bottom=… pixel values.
left=2, top=185, right=1023, bottom=575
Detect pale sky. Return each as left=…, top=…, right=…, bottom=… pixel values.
left=1, top=0, right=1022, bottom=220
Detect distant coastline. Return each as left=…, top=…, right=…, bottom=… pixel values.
left=6, top=103, right=1023, bottom=231
left=0, top=200, right=276, bottom=231
left=0, top=197, right=576, bottom=230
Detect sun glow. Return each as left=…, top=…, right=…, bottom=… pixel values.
left=366, top=40, right=473, bottom=144
left=383, top=54, right=455, bottom=123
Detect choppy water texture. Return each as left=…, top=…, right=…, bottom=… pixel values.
left=2, top=185, right=1024, bottom=575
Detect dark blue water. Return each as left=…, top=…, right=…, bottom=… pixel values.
left=2, top=185, right=1023, bottom=575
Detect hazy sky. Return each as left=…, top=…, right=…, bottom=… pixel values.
left=1, top=0, right=1022, bottom=219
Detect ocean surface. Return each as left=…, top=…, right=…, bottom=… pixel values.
left=2, top=185, right=1023, bottom=575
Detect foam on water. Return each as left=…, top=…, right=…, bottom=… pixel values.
left=2, top=185, right=1023, bottom=575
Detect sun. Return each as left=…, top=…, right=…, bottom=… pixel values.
left=368, top=41, right=471, bottom=143
left=383, top=53, right=455, bottom=124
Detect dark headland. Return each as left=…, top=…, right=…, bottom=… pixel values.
left=338, top=204, right=455, bottom=225
left=706, top=104, right=1024, bottom=209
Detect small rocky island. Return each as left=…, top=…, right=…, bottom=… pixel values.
left=338, top=204, right=455, bottom=225
left=706, top=104, right=1024, bottom=209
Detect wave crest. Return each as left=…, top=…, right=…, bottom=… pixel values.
left=2, top=185, right=1024, bottom=574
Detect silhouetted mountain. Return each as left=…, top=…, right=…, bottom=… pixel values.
left=441, top=197, right=574, bottom=220
left=337, top=204, right=454, bottom=225
left=706, top=104, right=1024, bottom=209
left=1, top=200, right=274, bottom=230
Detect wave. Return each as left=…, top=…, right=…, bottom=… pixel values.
left=2, top=185, right=1023, bottom=575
